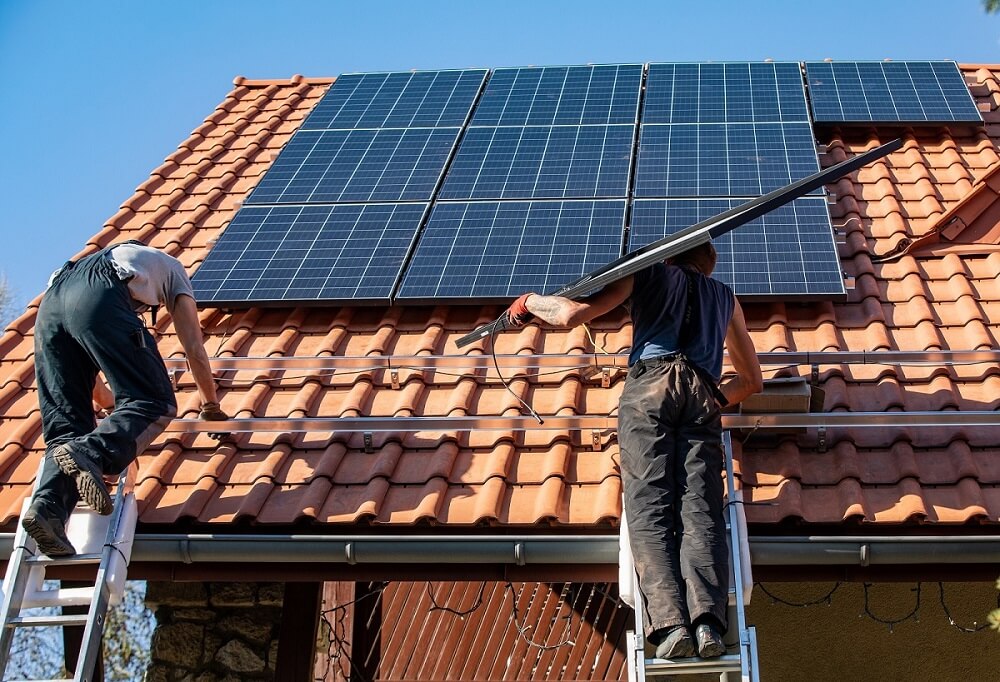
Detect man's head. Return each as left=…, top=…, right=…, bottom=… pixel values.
left=670, top=241, right=717, bottom=275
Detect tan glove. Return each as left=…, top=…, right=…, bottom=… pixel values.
left=199, top=401, right=231, bottom=441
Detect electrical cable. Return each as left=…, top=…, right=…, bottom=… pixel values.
left=490, top=317, right=543, bottom=425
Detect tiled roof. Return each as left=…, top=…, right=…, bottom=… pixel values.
left=1, top=67, right=999, bottom=531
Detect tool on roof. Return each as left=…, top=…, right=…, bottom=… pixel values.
left=455, top=138, right=903, bottom=349
left=0, top=462, right=139, bottom=682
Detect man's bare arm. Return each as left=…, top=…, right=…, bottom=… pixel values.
left=170, top=294, right=219, bottom=406
left=720, top=299, right=763, bottom=406
left=525, top=276, right=634, bottom=327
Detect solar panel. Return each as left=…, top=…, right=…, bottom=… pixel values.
left=470, top=64, right=643, bottom=126
left=302, top=69, right=488, bottom=130
left=438, top=125, right=634, bottom=200
left=643, top=62, right=810, bottom=124
left=634, top=122, right=821, bottom=198
left=396, top=200, right=626, bottom=300
left=192, top=203, right=427, bottom=303
left=805, top=61, right=982, bottom=124
left=629, top=197, right=844, bottom=298
left=244, top=128, right=460, bottom=204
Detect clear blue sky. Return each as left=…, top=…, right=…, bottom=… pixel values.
left=1, top=0, right=998, bottom=306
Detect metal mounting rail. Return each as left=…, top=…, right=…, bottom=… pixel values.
left=164, top=411, right=1000, bottom=433
left=160, top=349, right=1000, bottom=374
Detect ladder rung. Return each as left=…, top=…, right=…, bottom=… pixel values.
left=645, top=652, right=743, bottom=674
left=25, top=553, right=103, bottom=566
left=8, top=614, right=89, bottom=628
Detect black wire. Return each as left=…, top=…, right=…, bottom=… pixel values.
left=490, top=317, right=543, bottom=424
left=426, top=581, right=486, bottom=616
left=863, top=582, right=921, bottom=631
left=938, top=582, right=997, bottom=633
left=757, top=582, right=841, bottom=607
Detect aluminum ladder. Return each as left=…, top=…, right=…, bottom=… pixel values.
left=622, top=431, right=760, bottom=681
left=0, top=462, right=138, bottom=682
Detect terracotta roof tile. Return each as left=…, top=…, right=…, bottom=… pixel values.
left=2, top=69, right=1000, bottom=532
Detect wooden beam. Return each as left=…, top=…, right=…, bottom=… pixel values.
left=275, top=582, right=323, bottom=682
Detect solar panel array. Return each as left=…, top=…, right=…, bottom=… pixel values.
left=398, top=200, right=626, bottom=300
left=805, top=61, right=982, bottom=124
left=193, top=61, right=982, bottom=305
left=195, top=69, right=487, bottom=303
left=633, top=62, right=838, bottom=297
left=630, top=198, right=844, bottom=297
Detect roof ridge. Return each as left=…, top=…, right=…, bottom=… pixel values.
left=232, top=75, right=335, bottom=87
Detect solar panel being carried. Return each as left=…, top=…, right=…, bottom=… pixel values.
left=192, top=203, right=428, bottom=304
left=805, top=61, right=982, bottom=124
left=629, top=197, right=845, bottom=298
left=396, top=200, right=626, bottom=300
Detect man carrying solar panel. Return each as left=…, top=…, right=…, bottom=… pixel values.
left=21, top=240, right=230, bottom=556
left=504, top=241, right=762, bottom=660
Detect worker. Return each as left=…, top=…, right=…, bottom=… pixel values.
left=22, top=241, right=230, bottom=556
left=504, top=241, right=762, bottom=660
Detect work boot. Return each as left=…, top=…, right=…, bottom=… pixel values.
left=52, top=444, right=112, bottom=515
left=695, top=623, right=726, bottom=658
left=21, top=502, right=75, bottom=556
left=654, top=626, right=695, bottom=660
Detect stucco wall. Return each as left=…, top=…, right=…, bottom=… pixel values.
left=747, top=582, right=997, bottom=681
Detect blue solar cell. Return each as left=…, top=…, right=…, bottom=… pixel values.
left=629, top=197, right=844, bottom=297
left=643, top=62, right=809, bottom=124
left=634, top=122, right=820, bottom=198
left=245, top=128, right=460, bottom=204
left=470, top=64, right=642, bottom=126
left=301, top=69, right=487, bottom=130
left=397, top=200, right=626, bottom=299
left=438, top=125, right=633, bottom=200
left=805, top=61, right=981, bottom=124
left=192, top=203, right=427, bottom=303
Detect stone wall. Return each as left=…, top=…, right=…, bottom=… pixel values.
left=144, top=582, right=284, bottom=682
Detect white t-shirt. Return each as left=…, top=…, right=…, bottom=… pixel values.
left=107, top=243, right=195, bottom=314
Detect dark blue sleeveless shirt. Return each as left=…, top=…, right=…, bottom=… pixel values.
left=628, top=263, right=735, bottom=380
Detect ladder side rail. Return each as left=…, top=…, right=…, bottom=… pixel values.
left=72, top=470, right=134, bottom=682
left=0, top=517, right=37, bottom=675
left=0, top=458, right=49, bottom=676
left=723, top=431, right=757, bottom=682
left=630, top=572, right=647, bottom=682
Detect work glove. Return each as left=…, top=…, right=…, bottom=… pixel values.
left=504, top=293, right=535, bottom=328
left=199, top=401, right=231, bottom=441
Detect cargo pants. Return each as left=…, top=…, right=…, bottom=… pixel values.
left=618, top=354, right=729, bottom=638
left=31, top=248, right=176, bottom=523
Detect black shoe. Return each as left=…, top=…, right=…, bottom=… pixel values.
left=654, top=626, right=695, bottom=660
left=21, top=504, right=75, bottom=557
left=52, top=444, right=112, bottom=515
left=695, top=623, right=726, bottom=658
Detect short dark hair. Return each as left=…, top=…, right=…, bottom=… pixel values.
left=670, top=241, right=717, bottom=274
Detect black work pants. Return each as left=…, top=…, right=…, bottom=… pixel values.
left=619, top=355, right=729, bottom=638
left=32, top=250, right=176, bottom=522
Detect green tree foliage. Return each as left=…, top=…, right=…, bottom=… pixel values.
left=991, top=577, right=1000, bottom=633
left=986, top=0, right=1000, bottom=13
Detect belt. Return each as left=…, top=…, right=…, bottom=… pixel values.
left=633, top=353, right=729, bottom=407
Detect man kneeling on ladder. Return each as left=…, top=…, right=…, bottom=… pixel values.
left=22, top=241, right=230, bottom=556
left=504, top=241, right=762, bottom=660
